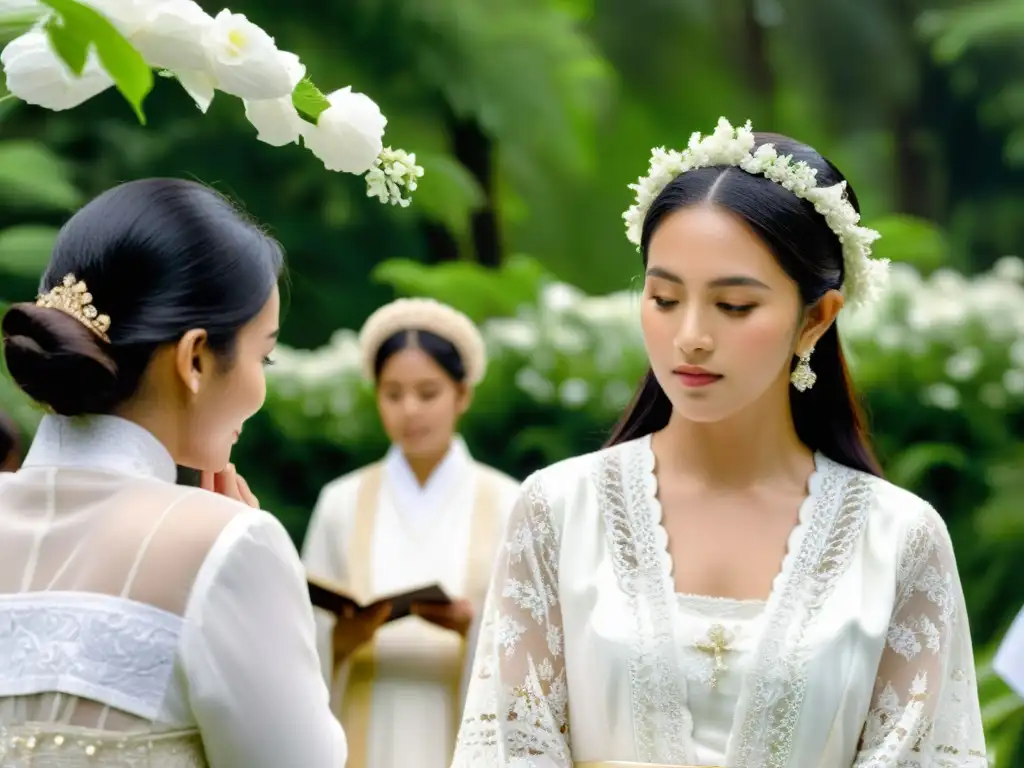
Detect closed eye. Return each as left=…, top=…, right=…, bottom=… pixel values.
left=652, top=296, right=679, bottom=310
left=718, top=303, right=756, bottom=315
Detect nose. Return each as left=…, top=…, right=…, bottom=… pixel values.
left=673, top=303, right=714, bottom=356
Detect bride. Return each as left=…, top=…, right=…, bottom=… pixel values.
left=0, top=178, right=346, bottom=765
left=451, top=120, right=986, bottom=767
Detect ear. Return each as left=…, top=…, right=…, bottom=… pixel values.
left=455, top=383, right=474, bottom=416
left=796, top=289, right=844, bottom=354
left=174, top=329, right=212, bottom=396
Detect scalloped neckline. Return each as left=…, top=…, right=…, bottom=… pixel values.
left=637, top=433, right=827, bottom=606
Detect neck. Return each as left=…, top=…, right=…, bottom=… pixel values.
left=404, top=441, right=452, bottom=487
left=653, top=379, right=812, bottom=489
left=115, top=398, right=182, bottom=464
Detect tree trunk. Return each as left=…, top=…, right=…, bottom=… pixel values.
left=447, top=107, right=502, bottom=267
left=739, top=0, right=776, bottom=124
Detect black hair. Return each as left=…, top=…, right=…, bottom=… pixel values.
left=0, top=410, right=19, bottom=470
left=607, top=132, right=882, bottom=477
left=373, top=329, right=466, bottom=383
left=1, top=178, right=284, bottom=417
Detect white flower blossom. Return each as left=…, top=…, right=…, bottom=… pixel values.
left=302, top=86, right=387, bottom=174
left=1, top=27, right=114, bottom=110
left=201, top=9, right=294, bottom=101
left=242, top=51, right=305, bottom=146
left=365, top=147, right=424, bottom=207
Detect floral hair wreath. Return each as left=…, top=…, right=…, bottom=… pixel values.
left=358, top=298, right=487, bottom=386
left=623, top=118, right=889, bottom=310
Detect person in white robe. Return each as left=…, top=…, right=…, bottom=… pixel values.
left=452, top=120, right=986, bottom=767
left=302, top=298, right=520, bottom=768
left=0, top=178, right=346, bottom=767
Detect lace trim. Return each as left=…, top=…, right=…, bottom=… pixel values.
left=639, top=435, right=824, bottom=607
left=728, top=461, right=871, bottom=768
left=0, top=592, right=183, bottom=721
left=595, top=442, right=694, bottom=764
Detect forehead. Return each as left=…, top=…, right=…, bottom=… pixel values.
left=379, top=346, right=448, bottom=384
left=646, top=205, right=778, bottom=280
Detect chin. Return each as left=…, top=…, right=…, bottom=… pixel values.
left=664, top=390, right=740, bottom=425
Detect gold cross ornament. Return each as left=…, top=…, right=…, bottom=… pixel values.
left=694, top=623, right=732, bottom=690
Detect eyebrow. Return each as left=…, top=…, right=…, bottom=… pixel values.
left=645, top=267, right=770, bottom=290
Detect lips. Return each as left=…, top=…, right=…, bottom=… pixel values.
left=673, top=367, right=723, bottom=388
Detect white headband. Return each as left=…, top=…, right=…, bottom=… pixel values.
left=358, top=298, right=487, bottom=385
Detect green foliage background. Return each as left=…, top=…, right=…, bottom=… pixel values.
left=1, top=0, right=1023, bottom=761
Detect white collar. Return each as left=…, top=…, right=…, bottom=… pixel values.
left=22, top=414, right=178, bottom=484
left=384, top=435, right=472, bottom=499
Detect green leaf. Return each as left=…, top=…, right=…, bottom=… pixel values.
left=292, top=79, right=331, bottom=124
left=44, top=13, right=88, bottom=74
left=0, top=224, right=59, bottom=278
left=0, top=140, right=83, bottom=211
left=371, top=255, right=549, bottom=322
left=871, top=214, right=949, bottom=274
left=885, top=442, right=967, bottom=490
left=40, top=0, right=153, bottom=123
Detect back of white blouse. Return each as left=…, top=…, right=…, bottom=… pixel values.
left=0, top=414, right=347, bottom=767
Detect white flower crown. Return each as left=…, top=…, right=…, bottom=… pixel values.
left=623, top=118, right=889, bottom=310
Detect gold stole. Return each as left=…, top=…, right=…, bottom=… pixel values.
left=339, top=462, right=501, bottom=768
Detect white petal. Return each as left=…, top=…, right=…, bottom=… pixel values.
left=244, top=96, right=303, bottom=146
left=174, top=68, right=215, bottom=112
left=0, top=28, right=113, bottom=111
left=203, top=10, right=292, bottom=100
left=301, top=86, right=386, bottom=174
left=130, top=0, right=212, bottom=72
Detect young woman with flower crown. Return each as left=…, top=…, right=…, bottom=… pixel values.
left=0, top=179, right=346, bottom=766
left=301, top=298, right=521, bottom=768
left=451, top=120, right=986, bottom=768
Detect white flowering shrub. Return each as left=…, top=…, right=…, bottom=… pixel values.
left=266, top=257, right=1024, bottom=470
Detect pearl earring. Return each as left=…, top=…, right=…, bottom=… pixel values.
left=790, top=348, right=816, bottom=392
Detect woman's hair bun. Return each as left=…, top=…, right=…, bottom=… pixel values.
left=2, top=303, right=121, bottom=417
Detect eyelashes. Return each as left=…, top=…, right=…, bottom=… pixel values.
left=650, top=297, right=757, bottom=315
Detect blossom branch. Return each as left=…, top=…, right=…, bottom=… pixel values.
left=0, top=0, right=423, bottom=204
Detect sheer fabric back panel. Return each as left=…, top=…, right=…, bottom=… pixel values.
left=0, top=468, right=235, bottom=732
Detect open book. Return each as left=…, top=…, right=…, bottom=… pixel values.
left=307, top=573, right=452, bottom=624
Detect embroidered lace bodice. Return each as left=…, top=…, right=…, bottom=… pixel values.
left=452, top=435, right=986, bottom=768
left=0, top=415, right=347, bottom=767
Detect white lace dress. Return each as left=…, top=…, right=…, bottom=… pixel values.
left=451, top=435, right=987, bottom=767
left=0, top=414, right=347, bottom=766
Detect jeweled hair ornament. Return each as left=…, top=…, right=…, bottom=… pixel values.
left=359, top=298, right=487, bottom=385
left=623, top=117, right=889, bottom=310
left=35, top=274, right=112, bottom=342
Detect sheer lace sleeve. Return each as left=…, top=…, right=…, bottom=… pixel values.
left=855, top=505, right=986, bottom=768
left=452, top=474, right=572, bottom=768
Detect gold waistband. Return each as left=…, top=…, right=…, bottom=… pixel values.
left=575, top=763, right=724, bottom=767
